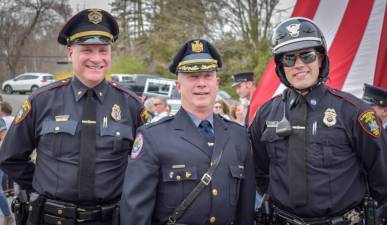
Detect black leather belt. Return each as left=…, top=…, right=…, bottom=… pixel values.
left=273, top=205, right=363, bottom=225
left=43, top=198, right=117, bottom=225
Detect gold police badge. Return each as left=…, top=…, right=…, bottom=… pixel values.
left=323, top=108, right=337, bottom=127
left=111, top=104, right=121, bottom=121
left=191, top=40, right=204, bottom=53
left=88, top=9, right=103, bottom=24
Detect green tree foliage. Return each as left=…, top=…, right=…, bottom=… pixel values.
left=110, top=55, right=145, bottom=74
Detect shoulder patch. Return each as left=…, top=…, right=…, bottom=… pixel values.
left=15, top=100, right=31, bottom=124
left=31, top=78, right=71, bottom=98
left=131, top=133, right=144, bottom=159
left=358, top=110, right=381, bottom=138
left=108, top=81, right=141, bottom=103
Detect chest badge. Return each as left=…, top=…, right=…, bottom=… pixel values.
left=111, top=104, right=121, bottom=121
left=323, top=108, right=337, bottom=127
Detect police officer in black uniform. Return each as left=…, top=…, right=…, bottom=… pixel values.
left=363, top=83, right=387, bottom=225
left=232, top=72, right=256, bottom=126
left=0, top=9, right=143, bottom=225
left=249, top=17, right=387, bottom=224
left=120, top=39, right=256, bottom=225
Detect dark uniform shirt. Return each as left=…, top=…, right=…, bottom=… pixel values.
left=0, top=77, right=143, bottom=203
left=249, top=84, right=387, bottom=218
left=120, top=108, right=255, bottom=225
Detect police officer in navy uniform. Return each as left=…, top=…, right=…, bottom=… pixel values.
left=0, top=9, right=143, bottom=225
left=249, top=17, right=387, bottom=224
left=232, top=72, right=256, bottom=126
left=363, top=83, right=387, bottom=225
left=120, top=39, right=256, bottom=225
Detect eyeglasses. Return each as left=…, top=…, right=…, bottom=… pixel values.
left=281, top=51, right=319, bottom=67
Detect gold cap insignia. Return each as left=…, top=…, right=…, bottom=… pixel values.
left=323, top=108, right=337, bottom=127
left=111, top=104, right=121, bottom=121
left=286, top=23, right=301, bottom=37
left=88, top=9, right=103, bottom=24
left=191, top=40, right=204, bottom=53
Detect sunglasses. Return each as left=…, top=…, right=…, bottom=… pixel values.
left=281, top=51, right=319, bottom=67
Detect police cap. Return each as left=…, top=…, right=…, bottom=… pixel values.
left=58, top=9, right=119, bottom=46
left=169, top=39, right=222, bottom=74
left=232, top=72, right=254, bottom=87
left=362, top=83, right=387, bottom=107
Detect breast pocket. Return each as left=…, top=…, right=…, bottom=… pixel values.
left=99, top=122, right=133, bottom=155
left=39, top=120, right=78, bottom=156
left=229, top=165, right=245, bottom=206
left=260, top=128, right=287, bottom=164
left=160, top=166, right=198, bottom=208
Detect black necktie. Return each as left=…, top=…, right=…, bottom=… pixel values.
left=79, top=89, right=97, bottom=200
left=198, top=120, right=215, bottom=143
left=288, top=95, right=308, bottom=206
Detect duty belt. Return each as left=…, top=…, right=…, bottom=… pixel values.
left=42, top=198, right=118, bottom=225
left=273, top=205, right=363, bottom=225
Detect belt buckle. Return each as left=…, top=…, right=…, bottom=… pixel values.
left=201, top=173, right=212, bottom=186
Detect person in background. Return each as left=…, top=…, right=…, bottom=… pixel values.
left=0, top=118, right=14, bottom=225
left=231, top=103, right=247, bottom=126
left=232, top=72, right=256, bottom=125
left=362, top=83, right=387, bottom=225
left=150, top=96, right=169, bottom=122
left=0, top=102, right=15, bottom=197
left=213, top=99, right=231, bottom=119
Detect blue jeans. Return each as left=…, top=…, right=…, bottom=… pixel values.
left=0, top=170, right=11, bottom=216
left=255, top=191, right=263, bottom=209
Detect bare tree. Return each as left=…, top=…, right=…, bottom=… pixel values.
left=0, top=0, right=71, bottom=78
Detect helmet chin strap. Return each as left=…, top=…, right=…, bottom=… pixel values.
left=290, top=81, right=322, bottom=95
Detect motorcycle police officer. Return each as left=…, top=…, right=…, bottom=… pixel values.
left=0, top=9, right=144, bottom=225
left=120, top=39, right=256, bottom=225
left=249, top=17, right=387, bottom=224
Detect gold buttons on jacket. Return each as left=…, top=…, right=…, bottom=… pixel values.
left=176, top=175, right=181, bottom=181
left=209, top=216, right=216, bottom=223
left=115, top=131, right=121, bottom=136
left=57, top=209, right=63, bottom=215
left=212, top=188, right=218, bottom=196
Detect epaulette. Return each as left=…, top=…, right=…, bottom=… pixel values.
left=327, top=87, right=359, bottom=108
left=144, top=115, right=175, bottom=129
left=31, top=78, right=71, bottom=98
left=108, top=80, right=141, bottom=104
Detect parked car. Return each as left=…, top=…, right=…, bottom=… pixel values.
left=143, top=78, right=179, bottom=99
left=2, top=73, right=55, bottom=94
left=112, top=74, right=160, bottom=96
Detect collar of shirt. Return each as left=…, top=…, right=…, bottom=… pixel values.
left=71, top=76, right=108, bottom=103
left=186, top=111, right=214, bottom=129
left=288, top=84, right=328, bottom=111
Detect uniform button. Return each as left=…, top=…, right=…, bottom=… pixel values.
left=99, top=92, right=103, bottom=97
left=176, top=175, right=181, bottom=181
left=77, top=91, right=82, bottom=95
left=55, top=127, right=60, bottom=131
left=57, top=209, right=62, bottom=215
left=116, top=131, right=121, bottom=136
left=209, top=216, right=216, bottom=223
left=57, top=221, right=62, bottom=225
left=212, top=189, right=218, bottom=196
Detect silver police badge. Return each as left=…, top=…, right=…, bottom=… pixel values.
left=286, top=23, right=301, bottom=37
left=111, top=104, right=121, bottom=121
left=323, top=108, right=337, bottom=127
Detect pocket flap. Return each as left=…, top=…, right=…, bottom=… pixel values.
left=229, top=165, right=245, bottom=179
left=162, top=166, right=198, bottom=182
left=40, top=120, right=78, bottom=136
left=100, top=122, right=133, bottom=140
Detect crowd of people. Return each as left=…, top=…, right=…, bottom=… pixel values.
left=0, top=8, right=386, bottom=225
